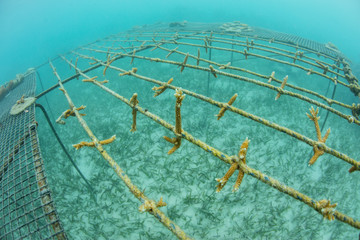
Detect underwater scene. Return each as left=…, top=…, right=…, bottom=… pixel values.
left=1, top=1, right=360, bottom=240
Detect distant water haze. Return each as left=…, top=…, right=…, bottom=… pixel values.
left=0, top=0, right=359, bottom=84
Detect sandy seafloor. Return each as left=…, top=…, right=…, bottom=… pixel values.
left=34, top=37, right=360, bottom=239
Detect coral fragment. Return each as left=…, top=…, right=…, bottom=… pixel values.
left=216, top=93, right=238, bottom=120
left=306, top=107, right=331, bottom=166
left=73, top=135, right=116, bottom=150
left=216, top=138, right=250, bottom=192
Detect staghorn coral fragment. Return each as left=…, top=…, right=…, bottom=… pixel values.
left=349, top=165, right=357, bottom=173
left=317, top=199, right=337, bottom=221
left=56, top=105, right=86, bottom=124
left=166, top=46, right=179, bottom=58
left=244, top=49, right=248, bottom=59
left=152, top=78, right=174, bottom=97
left=216, top=93, right=238, bottom=120
left=59, top=88, right=65, bottom=93
left=119, top=68, right=137, bottom=76
left=306, top=107, right=331, bottom=166
left=268, top=71, right=275, bottom=83
left=275, top=75, right=288, bottom=100
left=216, top=163, right=237, bottom=192
left=174, top=89, right=185, bottom=134
left=219, top=62, right=231, bottom=69
left=180, top=53, right=189, bottom=73
left=209, top=65, right=217, bottom=78
left=129, top=93, right=139, bottom=132
left=82, top=76, right=98, bottom=83
left=140, top=40, right=147, bottom=48
left=73, top=135, right=116, bottom=150
left=139, top=197, right=167, bottom=213
left=204, top=39, right=208, bottom=53
left=163, top=89, right=185, bottom=154
left=156, top=197, right=167, bottom=208
left=216, top=138, right=250, bottom=192
left=163, top=136, right=181, bottom=154
left=103, top=57, right=116, bottom=76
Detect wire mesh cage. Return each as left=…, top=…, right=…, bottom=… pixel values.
left=1, top=21, right=360, bottom=239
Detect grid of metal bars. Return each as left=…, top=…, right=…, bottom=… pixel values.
left=2, top=21, right=359, bottom=239
left=36, top=22, right=359, bottom=238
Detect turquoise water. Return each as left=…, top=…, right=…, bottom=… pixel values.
left=1, top=1, right=360, bottom=239
left=0, top=0, right=360, bottom=84
left=32, top=35, right=360, bottom=239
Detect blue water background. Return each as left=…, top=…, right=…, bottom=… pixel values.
left=0, top=0, right=359, bottom=85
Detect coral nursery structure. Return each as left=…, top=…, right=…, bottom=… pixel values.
left=1, top=21, right=360, bottom=239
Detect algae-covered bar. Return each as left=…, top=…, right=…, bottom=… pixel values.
left=1, top=21, right=359, bottom=239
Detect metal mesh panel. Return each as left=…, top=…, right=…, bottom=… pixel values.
left=129, top=21, right=347, bottom=60
left=245, top=26, right=347, bottom=60
left=0, top=72, right=66, bottom=239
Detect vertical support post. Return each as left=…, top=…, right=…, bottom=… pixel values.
left=230, top=35, right=234, bottom=73
left=207, top=32, right=213, bottom=95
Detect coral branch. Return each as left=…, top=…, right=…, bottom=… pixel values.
left=209, top=65, right=217, bottom=78
left=163, top=89, right=185, bottom=154
left=152, top=78, right=174, bottom=97
left=73, top=135, right=116, bottom=150
left=306, top=107, right=331, bottom=166
left=275, top=75, right=288, bottom=100
left=268, top=71, right=275, bottom=83
left=103, top=57, right=116, bottom=76
left=216, top=93, right=238, bottom=120
left=317, top=199, right=337, bottom=221
left=216, top=138, right=250, bottom=192
left=129, top=93, right=139, bottom=132
left=180, top=53, right=189, bottom=72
